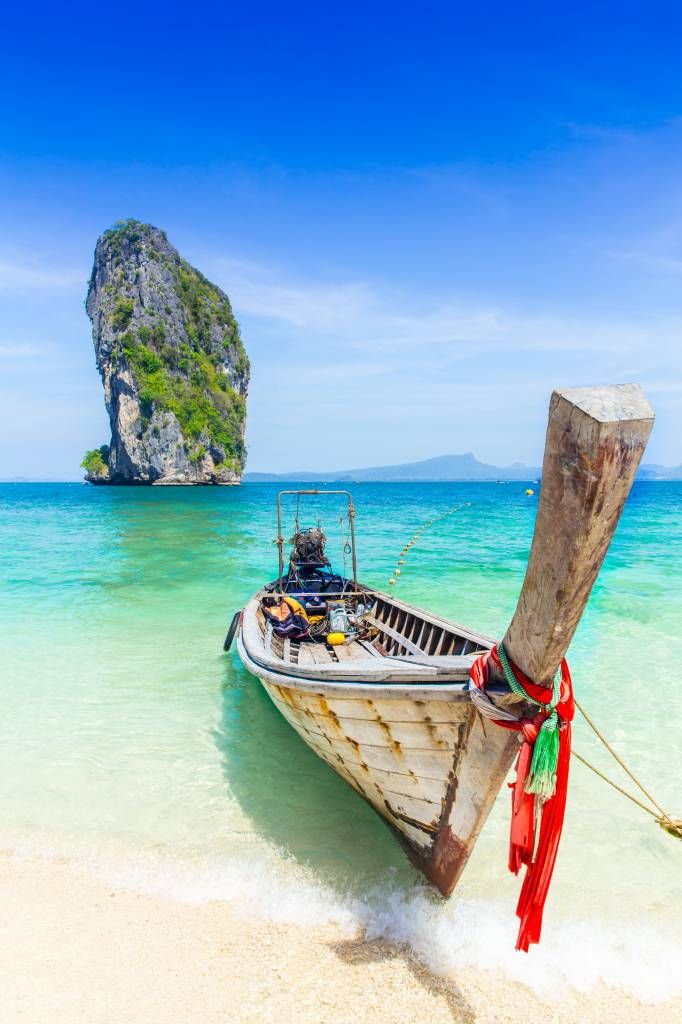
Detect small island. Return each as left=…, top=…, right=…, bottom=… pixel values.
left=82, top=220, right=249, bottom=485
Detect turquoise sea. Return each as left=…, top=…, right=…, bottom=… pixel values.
left=1, top=481, right=681, bottom=999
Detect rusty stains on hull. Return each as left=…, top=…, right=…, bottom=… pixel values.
left=318, top=696, right=341, bottom=731
left=261, top=669, right=519, bottom=899
left=384, top=799, right=440, bottom=836
left=391, top=821, right=468, bottom=897
left=377, top=720, right=403, bottom=758
left=258, top=655, right=519, bottom=899
left=370, top=700, right=404, bottom=759
left=402, top=710, right=475, bottom=896
left=423, top=826, right=470, bottom=896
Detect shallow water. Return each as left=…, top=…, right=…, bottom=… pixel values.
left=1, top=481, right=681, bottom=999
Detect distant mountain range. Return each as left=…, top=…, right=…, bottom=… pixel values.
left=1, top=457, right=680, bottom=485
left=637, top=463, right=682, bottom=480
left=247, top=453, right=538, bottom=482
left=244, top=452, right=682, bottom=483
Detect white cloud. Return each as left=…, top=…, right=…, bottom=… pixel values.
left=0, top=258, right=84, bottom=294
left=612, top=248, right=682, bottom=276
left=0, top=342, right=44, bottom=357
left=607, top=216, right=682, bottom=277
left=562, top=121, right=642, bottom=145
left=0, top=340, right=54, bottom=366
left=212, top=259, right=377, bottom=331
left=209, top=254, right=681, bottom=469
left=210, top=256, right=682, bottom=359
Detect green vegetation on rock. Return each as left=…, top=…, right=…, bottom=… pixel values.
left=102, top=218, right=161, bottom=256
left=85, top=219, right=249, bottom=483
left=119, top=331, right=246, bottom=466
left=111, top=296, right=134, bottom=331
left=80, top=446, right=110, bottom=477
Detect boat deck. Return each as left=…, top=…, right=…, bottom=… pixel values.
left=248, top=587, right=494, bottom=687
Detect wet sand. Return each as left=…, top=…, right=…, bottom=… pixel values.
left=1, top=851, right=679, bottom=1024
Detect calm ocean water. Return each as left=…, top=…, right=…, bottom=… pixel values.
left=1, top=481, right=681, bottom=998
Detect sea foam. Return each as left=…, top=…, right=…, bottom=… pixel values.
left=6, top=826, right=681, bottom=1005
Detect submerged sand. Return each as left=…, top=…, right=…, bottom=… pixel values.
left=1, top=851, right=679, bottom=1024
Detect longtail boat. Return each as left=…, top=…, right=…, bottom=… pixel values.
left=230, top=384, right=653, bottom=917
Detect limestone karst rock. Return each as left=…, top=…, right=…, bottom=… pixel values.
left=83, top=220, right=249, bottom=484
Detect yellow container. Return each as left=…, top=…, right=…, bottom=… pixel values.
left=327, top=632, right=345, bottom=646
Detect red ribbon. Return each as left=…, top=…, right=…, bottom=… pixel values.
left=469, top=646, right=574, bottom=951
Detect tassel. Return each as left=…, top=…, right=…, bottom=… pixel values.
left=525, top=712, right=560, bottom=799
left=469, top=646, right=575, bottom=951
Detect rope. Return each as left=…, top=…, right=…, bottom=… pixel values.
left=471, top=652, right=682, bottom=841
left=387, top=502, right=472, bottom=587
left=571, top=750, right=659, bottom=820
left=572, top=699, right=682, bottom=839
left=496, top=642, right=565, bottom=799
left=468, top=683, right=520, bottom=722
left=339, top=511, right=351, bottom=580
left=575, top=698, right=671, bottom=821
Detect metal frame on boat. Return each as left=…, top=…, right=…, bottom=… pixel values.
left=232, top=384, right=654, bottom=897
left=275, top=489, right=358, bottom=593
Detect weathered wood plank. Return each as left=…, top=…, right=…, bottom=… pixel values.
left=342, top=761, right=447, bottom=803
left=332, top=643, right=359, bottom=661
left=385, top=654, right=478, bottom=673
left=274, top=704, right=456, bottom=761
left=269, top=685, right=472, bottom=724
left=357, top=639, right=382, bottom=658
left=503, top=383, right=654, bottom=685
left=270, top=704, right=455, bottom=779
left=296, top=644, right=315, bottom=668
left=268, top=693, right=466, bottom=749
left=307, top=643, right=334, bottom=664
left=365, top=615, right=423, bottom=656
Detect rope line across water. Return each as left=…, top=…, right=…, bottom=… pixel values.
left=387, top=502, right=472, bottom=587
left=572, top=699, right=682, bottom=839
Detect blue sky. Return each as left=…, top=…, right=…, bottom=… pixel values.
left=1, top=1, right=681, bottom=476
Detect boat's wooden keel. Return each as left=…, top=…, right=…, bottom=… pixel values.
left=398, top=712, right=521, bottom=896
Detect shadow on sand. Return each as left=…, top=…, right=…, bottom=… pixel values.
left=214, top=655, right=477, bottom=1020
left=330, top=935, right=477, bottom=1023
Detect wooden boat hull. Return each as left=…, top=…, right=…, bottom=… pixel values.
left=237, top=595, right=521, bottom=895
left=233, top=385, right=654, bottom=898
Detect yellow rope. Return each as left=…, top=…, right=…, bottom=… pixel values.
left=572, top=700, right=682, bottom=840
left=575, top=699, right=678, bottom=825
left=387, top=503, right=471, bottom=587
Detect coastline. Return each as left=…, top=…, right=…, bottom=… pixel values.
left=2, top=850, right=680, bottom=1024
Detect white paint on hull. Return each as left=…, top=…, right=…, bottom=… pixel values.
left=236, top=597, right=522, bottom=889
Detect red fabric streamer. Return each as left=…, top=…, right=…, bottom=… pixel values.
left=469, top=646, right=574, bottom=951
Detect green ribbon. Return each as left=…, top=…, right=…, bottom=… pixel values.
left=497, top=643, right=562, bottom=800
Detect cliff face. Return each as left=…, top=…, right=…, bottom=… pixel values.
left=83, top=220, right=249, bottom=485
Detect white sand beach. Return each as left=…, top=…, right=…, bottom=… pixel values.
left=2, top=851, right=680, bottom=1024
